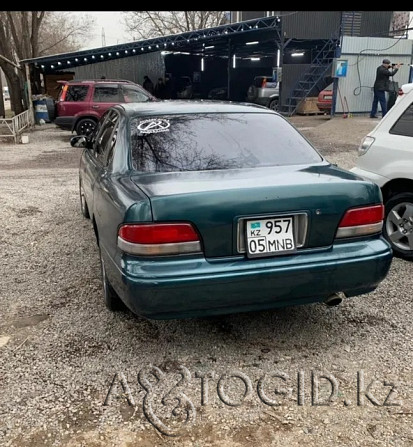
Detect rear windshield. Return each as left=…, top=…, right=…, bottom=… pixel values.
left=59, top=85, right=88, bottom=102
left=130, top=112, right=322, bottom=172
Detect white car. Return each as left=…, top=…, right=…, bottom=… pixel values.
left=395, top=82, right=413, bottom=105
left=351, top=87, right=413, bottom=260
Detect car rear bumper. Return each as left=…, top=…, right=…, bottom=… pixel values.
left=316, top=103, right=331, bottom=112
left=349, top=167, right=389, bottom=188
left=103, top=237, right=392, bottom=319
left=54, top=116, right=75, bottom=131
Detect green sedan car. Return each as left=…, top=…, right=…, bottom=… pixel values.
left=73, top=101, right=392, bottom=320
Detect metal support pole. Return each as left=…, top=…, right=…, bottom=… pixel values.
left=227, top=39, right=232, bottom=100
left=0, top=72, right=5, bottom=118
left=331, top=77, right=338, bottom=117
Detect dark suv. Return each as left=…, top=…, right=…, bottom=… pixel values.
left=55, top=79, right=156, bottom=135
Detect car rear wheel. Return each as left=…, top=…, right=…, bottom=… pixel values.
left=268, top=98, right=279, bottom=111
left=99, top=247, right=125, bottom=311
left=384, top=192, right=413, bottom=260
left=79, top=181, right=90, bottom=219
left=75, top=118, right=97, bottom=136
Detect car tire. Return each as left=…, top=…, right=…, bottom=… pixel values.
left=99, top=246, right=125, bottom=311
left=383, top=192, right=413, bottom=261
left=79, top=180, right=90, bottom=219
left=268, top=98, right=279, bottom=111
left=75, top=118, right=97, bottom=136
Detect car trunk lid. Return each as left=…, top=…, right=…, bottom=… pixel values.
left=130, top=164, right=380, bottom=258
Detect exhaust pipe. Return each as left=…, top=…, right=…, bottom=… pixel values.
left=324, top=293, right=343, bottom=307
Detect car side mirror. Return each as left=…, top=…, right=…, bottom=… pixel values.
left=70, top=135, right=88, bottom=148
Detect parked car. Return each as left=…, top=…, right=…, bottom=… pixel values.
left=72, top=100, right=392, bottom=320
left=350, top=88, right=413, bottom=260
left=246, top=76, right=279, bottom=110
left=316, top=87, right=333, bottom=113
left=395, top=82, right=413, bottom=105
left=55, top=79, right=156, bottom=135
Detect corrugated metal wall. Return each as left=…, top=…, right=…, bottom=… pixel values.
left=240, top=11, right=266, bottom=21
left=282, top=11, right=341, bottom=39
left=335, top=36, right=412, bottom=113
left=231, top=11, right=395, bottom=39
left=66, top=53, right=165, bottom=87
left=360, top=11, right=392, bottom=37
left=280, top=64, right=312, bottom=105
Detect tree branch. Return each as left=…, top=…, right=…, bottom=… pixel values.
left=0, top=53, right=22, bottom=69
left=39, top=26, right=84, bottom=55
left=6, top=11, right=23, bottom=59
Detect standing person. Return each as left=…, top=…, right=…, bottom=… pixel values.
left=142, top=75, right=154, bottom=94
left=164, top=74, right=173, bottom=99
left=154, top=77, right=166, bottom=99
left=370, top=59, right=401, bottom=118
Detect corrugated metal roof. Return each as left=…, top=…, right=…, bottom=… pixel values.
left=20, top=16, right=282, bottom=74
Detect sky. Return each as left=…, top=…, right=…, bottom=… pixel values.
left=72, top=11, right=130, bottom=50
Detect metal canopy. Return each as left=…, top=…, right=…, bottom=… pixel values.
left=20, top=16, right=282, bottom=74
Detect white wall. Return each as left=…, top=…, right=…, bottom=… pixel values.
left=335, top=36, right=412, bottom=114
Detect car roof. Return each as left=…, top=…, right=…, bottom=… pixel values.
left=369, top=86, right=413, bottom=134
left=115, top=100, right=273, bottom=116
left=57, top=79, right=136, bottom=85
left=401, top=82, right=413, bottom=91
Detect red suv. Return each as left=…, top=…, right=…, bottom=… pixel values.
left=316, top=87, right=333, bottom=113
left=55, top=79, right=156, bottom=135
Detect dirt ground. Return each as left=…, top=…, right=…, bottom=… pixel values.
left=0, top=115, right=412, bottom=447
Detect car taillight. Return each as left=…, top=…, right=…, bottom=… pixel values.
left=117, top=223, right=202, bottom=256
left=336, top=204, right=384, bottom=238
left=59, top=84, right=68, bottom=101
left=358, top=136, right=375, bottom=155
left=397, top=87, right=403, bottom=96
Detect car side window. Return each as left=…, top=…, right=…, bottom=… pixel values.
left=94, top=111, right=119, bottom=166
left=122, top=85, right=150, bottom=103
left=65, top=85, right=88, bottom=101
left=93, top=85, right=122, bottom=103
left=389, top=101, right=413, bottom=137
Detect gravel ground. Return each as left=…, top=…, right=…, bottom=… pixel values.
left=0, top=116, right=412, bottom=447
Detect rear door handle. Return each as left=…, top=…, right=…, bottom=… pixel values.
left=92, top=105, right=100, bottom=109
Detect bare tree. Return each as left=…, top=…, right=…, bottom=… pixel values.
left=123, top=11, right=228, bottom=40
left=0, top=11, right=94, bottom=115
left=38, top=12, right=95, bottom=56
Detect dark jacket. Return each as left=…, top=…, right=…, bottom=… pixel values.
left=374, top=65, right=399, bottom=91
left=143, top=77, right=154, bottom=94
left=154, top=79, right=166, bottom=99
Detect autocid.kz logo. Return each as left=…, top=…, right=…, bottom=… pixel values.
left=137, top=118, right=170, bottom=134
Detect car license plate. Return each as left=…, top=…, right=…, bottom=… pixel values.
left=246, top=217, right=296, bottom=258
left=324, top=95, right=332, bottom=100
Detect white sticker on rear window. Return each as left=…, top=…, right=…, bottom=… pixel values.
left=137, top=118, right=170, bottom=134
